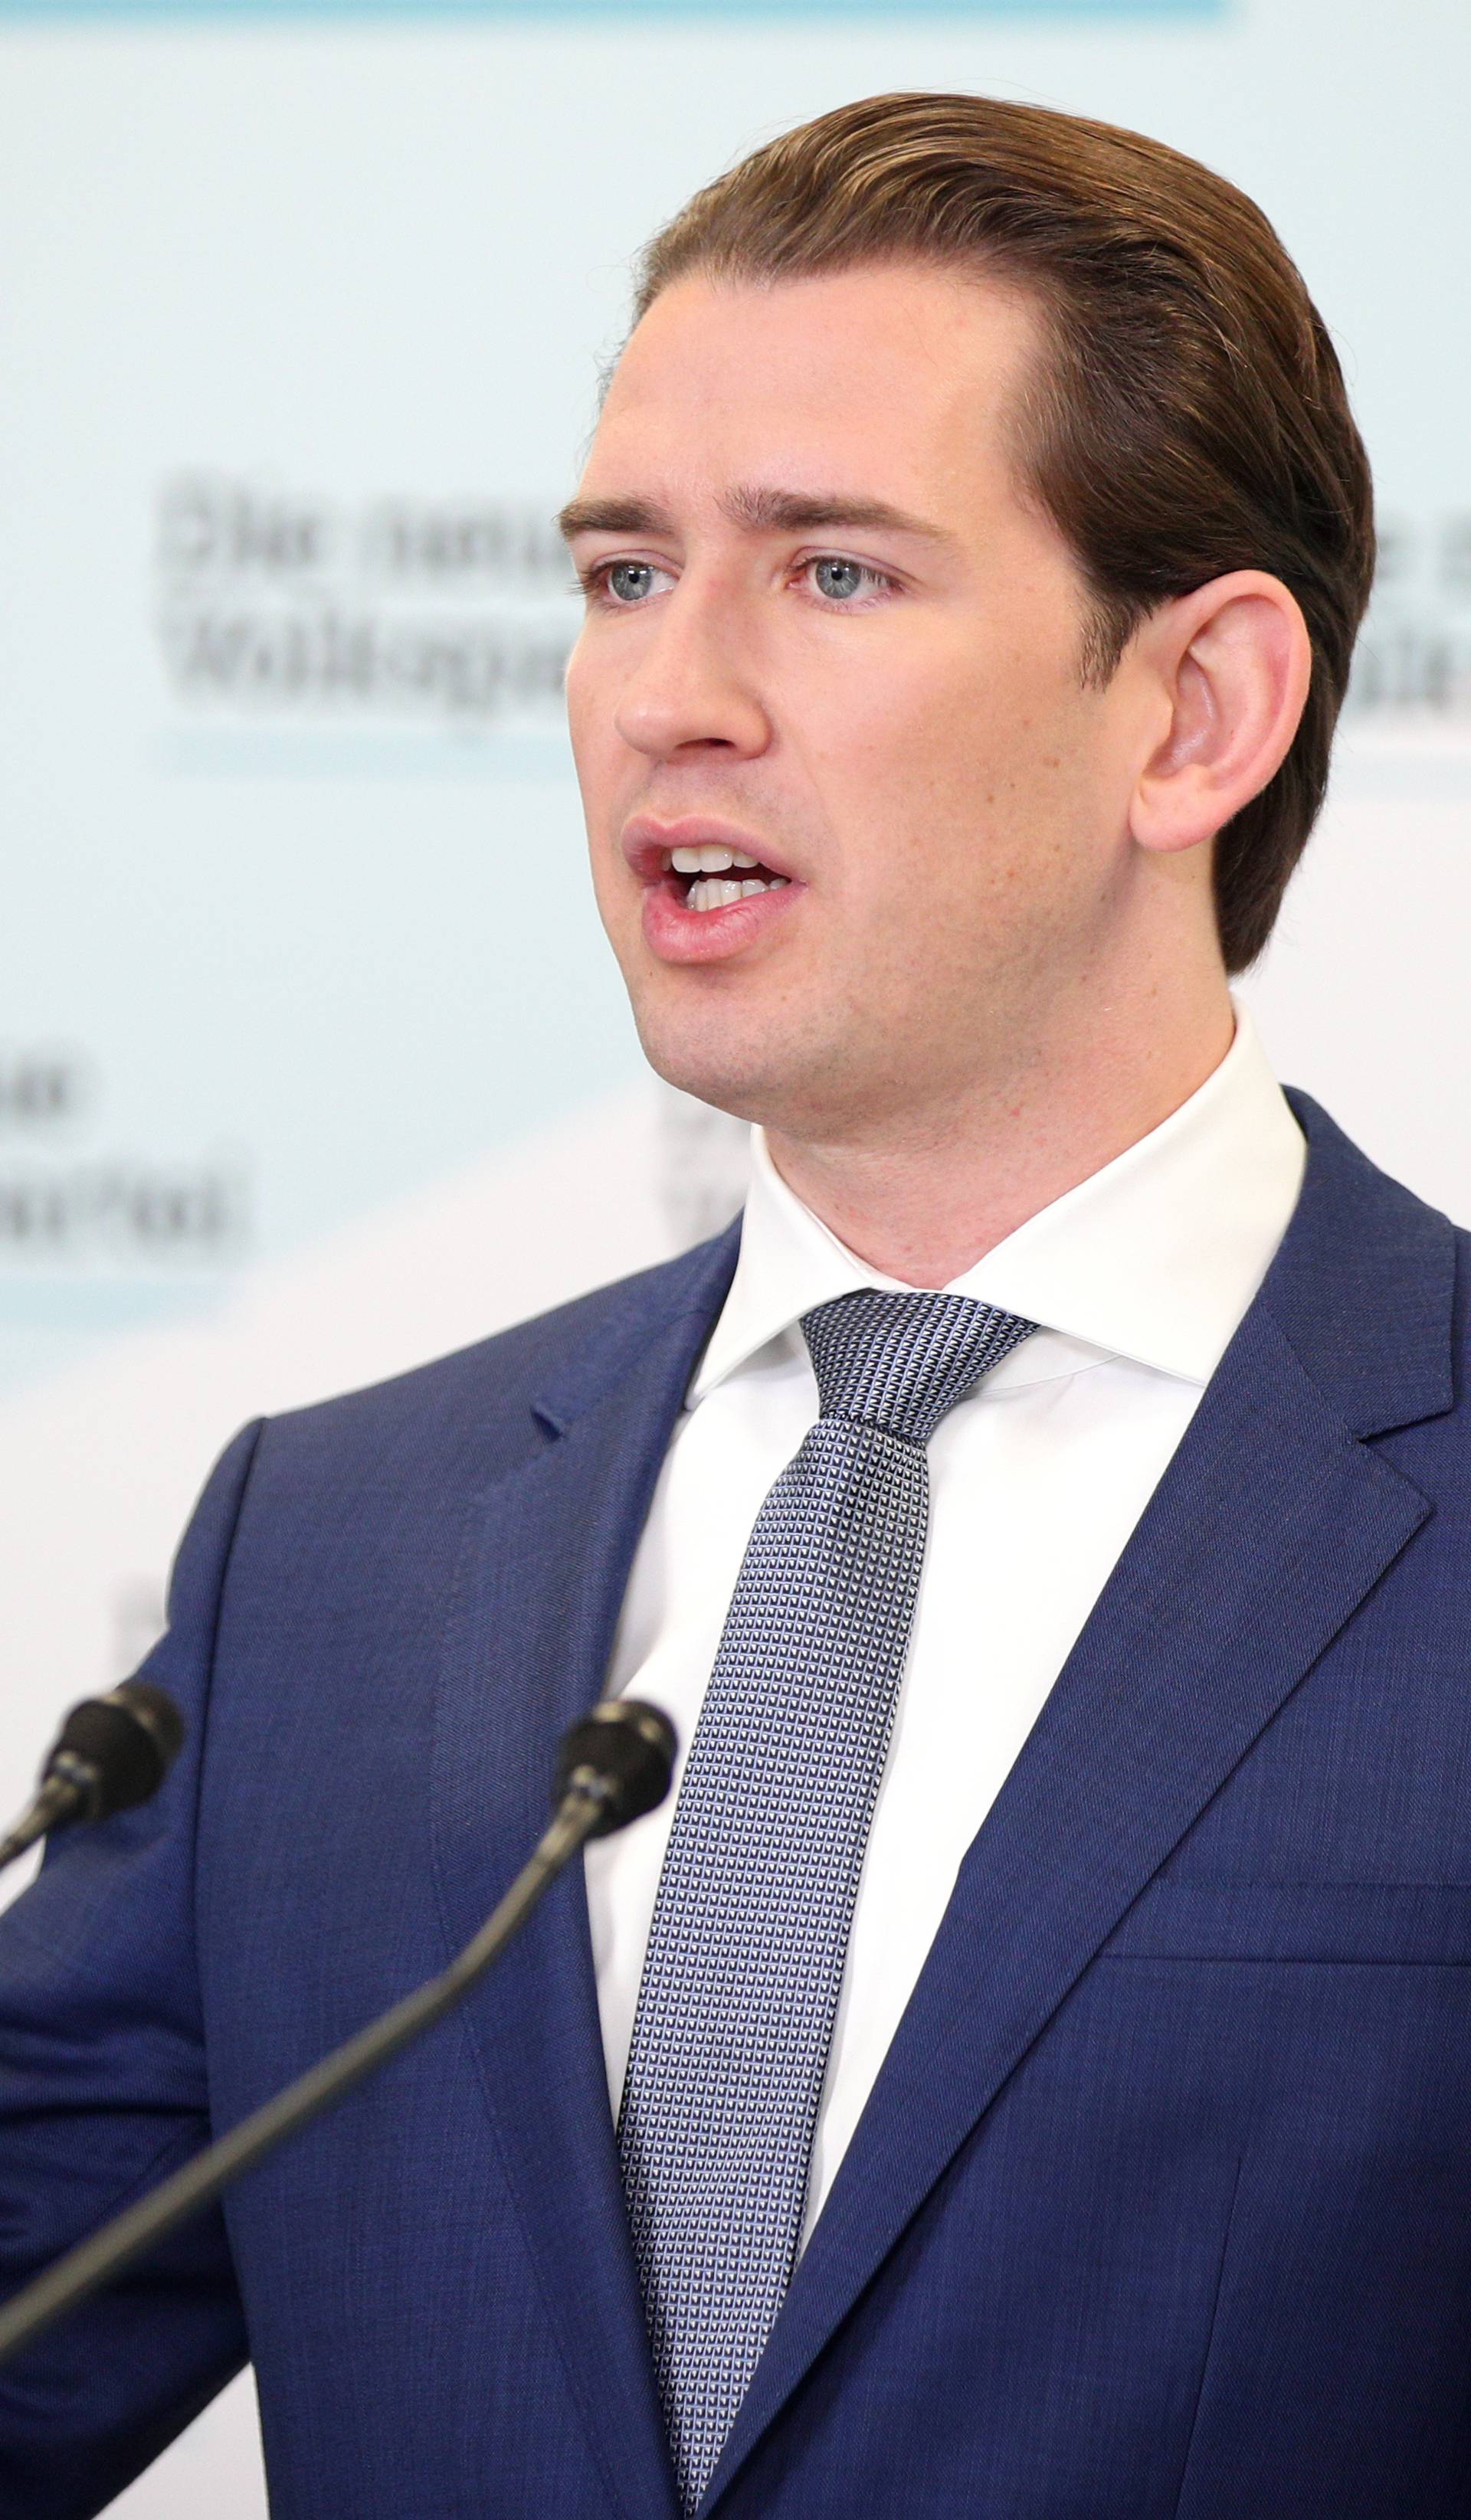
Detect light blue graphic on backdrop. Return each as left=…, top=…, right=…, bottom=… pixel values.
left=0, top=739, right=644, bottom=1390
left=0, top=0, right=1225, bottom=18
left=153, top=730, right=576, bottom=782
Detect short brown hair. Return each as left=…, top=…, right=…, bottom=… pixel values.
left=631, top=94, right=1374, bottom=972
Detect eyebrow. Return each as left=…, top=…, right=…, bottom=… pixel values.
left=555, top=483, right=960, bottom=550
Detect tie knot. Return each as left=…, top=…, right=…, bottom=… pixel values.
left=800, top=1288, right=1036, bottom=1446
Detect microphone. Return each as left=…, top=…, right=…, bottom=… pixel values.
left=0, top=1695, right=677, bottom=2368
left=554, top=1697, right=677, bottom=1832
left=0, top=1681, right=187, bottom=1876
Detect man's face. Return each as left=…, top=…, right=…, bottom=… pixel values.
left=562, top=262, right=1148, bottom=1141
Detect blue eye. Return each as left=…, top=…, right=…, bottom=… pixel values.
left=606, top=561, right=658, bottom=604
left=811, top=558, right=876, bottom=602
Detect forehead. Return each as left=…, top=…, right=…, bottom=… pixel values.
left=581, top=263, right=1042, bottom=509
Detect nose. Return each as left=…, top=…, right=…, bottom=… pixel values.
left=611, top=578, right=772, bottom=764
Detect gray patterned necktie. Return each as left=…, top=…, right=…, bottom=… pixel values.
left=617, top=1287, right=1037, bottom=2511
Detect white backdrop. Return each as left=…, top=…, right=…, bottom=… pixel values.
left=0, top=2, right=1468, bottom=2509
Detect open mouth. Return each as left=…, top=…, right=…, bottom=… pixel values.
left=663, top=843, right=793, bottom=915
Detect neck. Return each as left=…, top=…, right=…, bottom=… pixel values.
left=763, top=984, right=1237, bottom=1288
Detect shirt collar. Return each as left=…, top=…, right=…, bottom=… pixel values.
left=690, top=1000, right=1306, bottom=1404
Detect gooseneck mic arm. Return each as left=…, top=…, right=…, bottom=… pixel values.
left=0, top=1681, right=187, bottom=1875
left=0, top=1696, right=677, bottom=2370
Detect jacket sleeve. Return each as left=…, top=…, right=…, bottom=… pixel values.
left=0, top=1420, right=265, bottom=2520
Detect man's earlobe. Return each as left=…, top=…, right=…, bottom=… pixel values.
left=1131, top=571, right=1313, bottom=859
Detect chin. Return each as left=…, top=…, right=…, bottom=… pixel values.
left=637, top=1029, right=772, bottom=1128
left=631, top=1000, right=862, bottom=1139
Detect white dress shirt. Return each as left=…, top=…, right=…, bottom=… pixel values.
left=588, top=1005, right=1306, bottom=2242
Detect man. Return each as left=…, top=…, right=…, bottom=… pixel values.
left=2, top=90, right=1467, bottom=2520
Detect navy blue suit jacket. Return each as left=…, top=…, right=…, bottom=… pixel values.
left=3, top=1091, right=1471, bottom=2518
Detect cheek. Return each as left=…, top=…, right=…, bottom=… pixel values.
left=564, top=637, right=626, bottom=777
left=563, top=646, right=599, bottom=771
left=820, top=620, right=1057, bottom=787
left=812, top=663, right=1109, bottom=961
left=912, top=640, right=1105, bottom=856
left=799, top=644, right=1055, bottom=875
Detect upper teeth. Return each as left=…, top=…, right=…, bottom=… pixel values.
left=669, top=845, right=761, bottom=873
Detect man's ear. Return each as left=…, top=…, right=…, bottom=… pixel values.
left=1130, top=571, right=1312, bottom=857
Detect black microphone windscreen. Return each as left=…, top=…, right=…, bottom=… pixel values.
left=53, top=1682, right=187, bottom=1820
left=555, top=1699, right=677, bottom=1837
left=112, top=1681, right=186, bottom=1773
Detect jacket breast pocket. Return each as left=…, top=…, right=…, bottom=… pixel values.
left=1101, top=1878, right=1471, bottom=1965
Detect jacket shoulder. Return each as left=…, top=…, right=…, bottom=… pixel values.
left=1279, top=1088, right=1465, bottom=1441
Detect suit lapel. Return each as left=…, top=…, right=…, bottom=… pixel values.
left=431, top=1224, right=740, bottom=2520
left=703, top=1098, right=1456, bottom=2512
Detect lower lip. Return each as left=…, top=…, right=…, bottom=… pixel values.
left=640, top=872, right=801, bottom=965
